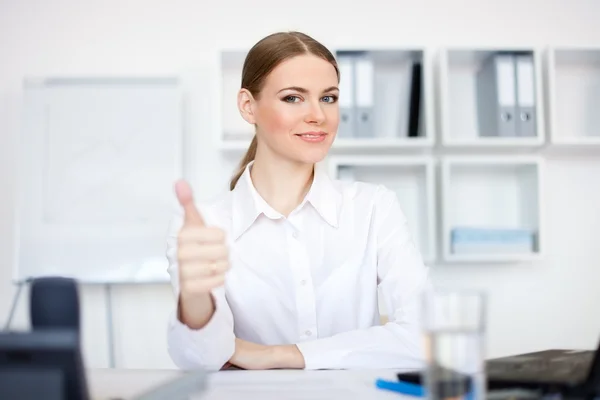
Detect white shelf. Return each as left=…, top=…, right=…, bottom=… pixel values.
left=439, top=48, right=545, bottom=148
left=441, top=156, right=543, bottom=263
left=326, top=155, right=437, bottom=263
left=217, top=50, right=254, bottom=148
left=547, top=47, right=600, bottom=146
left=332, top=48, right=434, bottom=147
left=332, top=136, right=432, bottom=150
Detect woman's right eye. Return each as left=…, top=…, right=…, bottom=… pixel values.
left=282, top=95, right=300, bottom=103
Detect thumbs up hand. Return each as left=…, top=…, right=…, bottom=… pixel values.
left=175, top=180, right=230, bottom=301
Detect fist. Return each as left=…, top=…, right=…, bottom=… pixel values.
left=174, top=180, right=229, bottom=298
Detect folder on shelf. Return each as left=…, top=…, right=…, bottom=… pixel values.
left=515, top=53, right=537, bottom=137
left=407, top=61, right=422, bottom=138
left=476, top=53, right=518, bottom=137
left=337, top=52, right=356, bottom=138
left=354, top=53, right=375, bottom=138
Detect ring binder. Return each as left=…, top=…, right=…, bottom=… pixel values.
left=476, top=52, right=518, bottom=137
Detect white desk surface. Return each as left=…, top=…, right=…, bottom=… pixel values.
left=89, top=368, right=414, bottom=400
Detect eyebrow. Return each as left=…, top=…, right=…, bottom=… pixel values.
left=277, top=86, right=339, bottom=94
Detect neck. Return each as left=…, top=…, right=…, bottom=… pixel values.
left=250, top=149, right=314, bottom=217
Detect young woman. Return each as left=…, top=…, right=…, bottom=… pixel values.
left=166, top=31, right=431, bottom=371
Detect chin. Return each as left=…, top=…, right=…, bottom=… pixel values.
left=296, top=147, right=330, bottom=164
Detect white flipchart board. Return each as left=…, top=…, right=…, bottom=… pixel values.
left=14, top=77, right=183, bottom=284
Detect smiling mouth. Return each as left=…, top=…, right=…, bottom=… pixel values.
left=295, top=132, right=327, bottom=138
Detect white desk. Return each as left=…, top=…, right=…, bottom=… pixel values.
left=89, top=368, right=414, bottom=400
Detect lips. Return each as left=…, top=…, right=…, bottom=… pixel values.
left=295, top=131, right=327, bottom=143
left=295, top=131, right=326, bottom=138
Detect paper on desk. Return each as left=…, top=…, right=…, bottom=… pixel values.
left=195, top=370, right=407, bottom=400
left=201, top=386, right=359, bottom=400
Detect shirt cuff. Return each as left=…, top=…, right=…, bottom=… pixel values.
left=295, top=339, right=351, bottom=370
left=168, top=293, right=235, bottom=371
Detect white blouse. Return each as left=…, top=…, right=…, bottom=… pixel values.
left=165, top=161, right=431, bottom=371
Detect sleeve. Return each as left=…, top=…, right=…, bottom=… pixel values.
left=165, top=206, right=236, bottom=371
left=295, top=186, right=432, bottom=370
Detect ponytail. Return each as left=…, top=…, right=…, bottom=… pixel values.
left=230, top=135, right=258, bottom=190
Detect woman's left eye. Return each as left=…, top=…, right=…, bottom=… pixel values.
left=322, top=95, right=338, bottom=103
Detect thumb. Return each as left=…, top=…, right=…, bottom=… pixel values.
left=174, top=180, right=205, bottom=226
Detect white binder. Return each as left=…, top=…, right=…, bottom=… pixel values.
left=476, top=53, right=517, bottom=137
left=515, top=53, right=537, bottom=137
left=337, top=54, right=355, bottom=138
left=354, top=54, right=375, bottom=138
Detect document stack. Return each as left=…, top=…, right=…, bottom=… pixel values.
left=476, top=52, right=537, bottom=137
left=336, top=51, right=422, bottom=139
left=450, top=227, right=536, bottom=254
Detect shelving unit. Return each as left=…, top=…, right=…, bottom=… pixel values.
left=546, top=47, right=600, bottom=146
left=438, top=48, right=545, bottom=148
left=326, top=155, right=437, bottom=264
left=440, top=156, right=543, bottom=263
left=212, top=45, right=596, bottom=265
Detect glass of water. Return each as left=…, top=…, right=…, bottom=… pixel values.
left=421, top=290, right=487, bottom=400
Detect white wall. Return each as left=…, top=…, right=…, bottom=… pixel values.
left=1, top=0, right=600, bottom=369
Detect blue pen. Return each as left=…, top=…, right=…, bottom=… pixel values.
left=375, top=378, right=475, bottom=400
left=375, top=378, right=425, bottom=397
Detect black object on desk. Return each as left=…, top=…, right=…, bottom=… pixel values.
left=397, top=366, right=473, bottom=398
left=0, top=276, right=89, bottom=400
left=396, top=339, right=600, bottom=399
left=0, top=329, right=89, bottom=400
left=485, top=346, right=599, bottom=399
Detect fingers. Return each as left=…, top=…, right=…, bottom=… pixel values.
left=177, top=244, right=228, bottom=263
left=178, top=226, right=225, bottom=244
left=209, top=259, right=229, bottom=275
left=175, top=179, right=205, bottom=226
left=179, top=259, right=229, bottom=280
left=178, top=256, right=229, bottom=296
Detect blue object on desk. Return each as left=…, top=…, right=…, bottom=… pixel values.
left=375, top=378, right=425, bottom=397
left=375, top=378, right=474, bottom=400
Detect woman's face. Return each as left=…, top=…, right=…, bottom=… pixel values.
left=239, top=54, right=340, bottom=165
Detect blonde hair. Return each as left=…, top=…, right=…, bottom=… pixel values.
left=229, top=31, right=339, bottom=190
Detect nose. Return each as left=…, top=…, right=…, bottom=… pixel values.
left=304, top=100, right=326, bottom=125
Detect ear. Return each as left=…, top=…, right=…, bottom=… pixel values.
left=237, top=88, right=257, bottom=125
